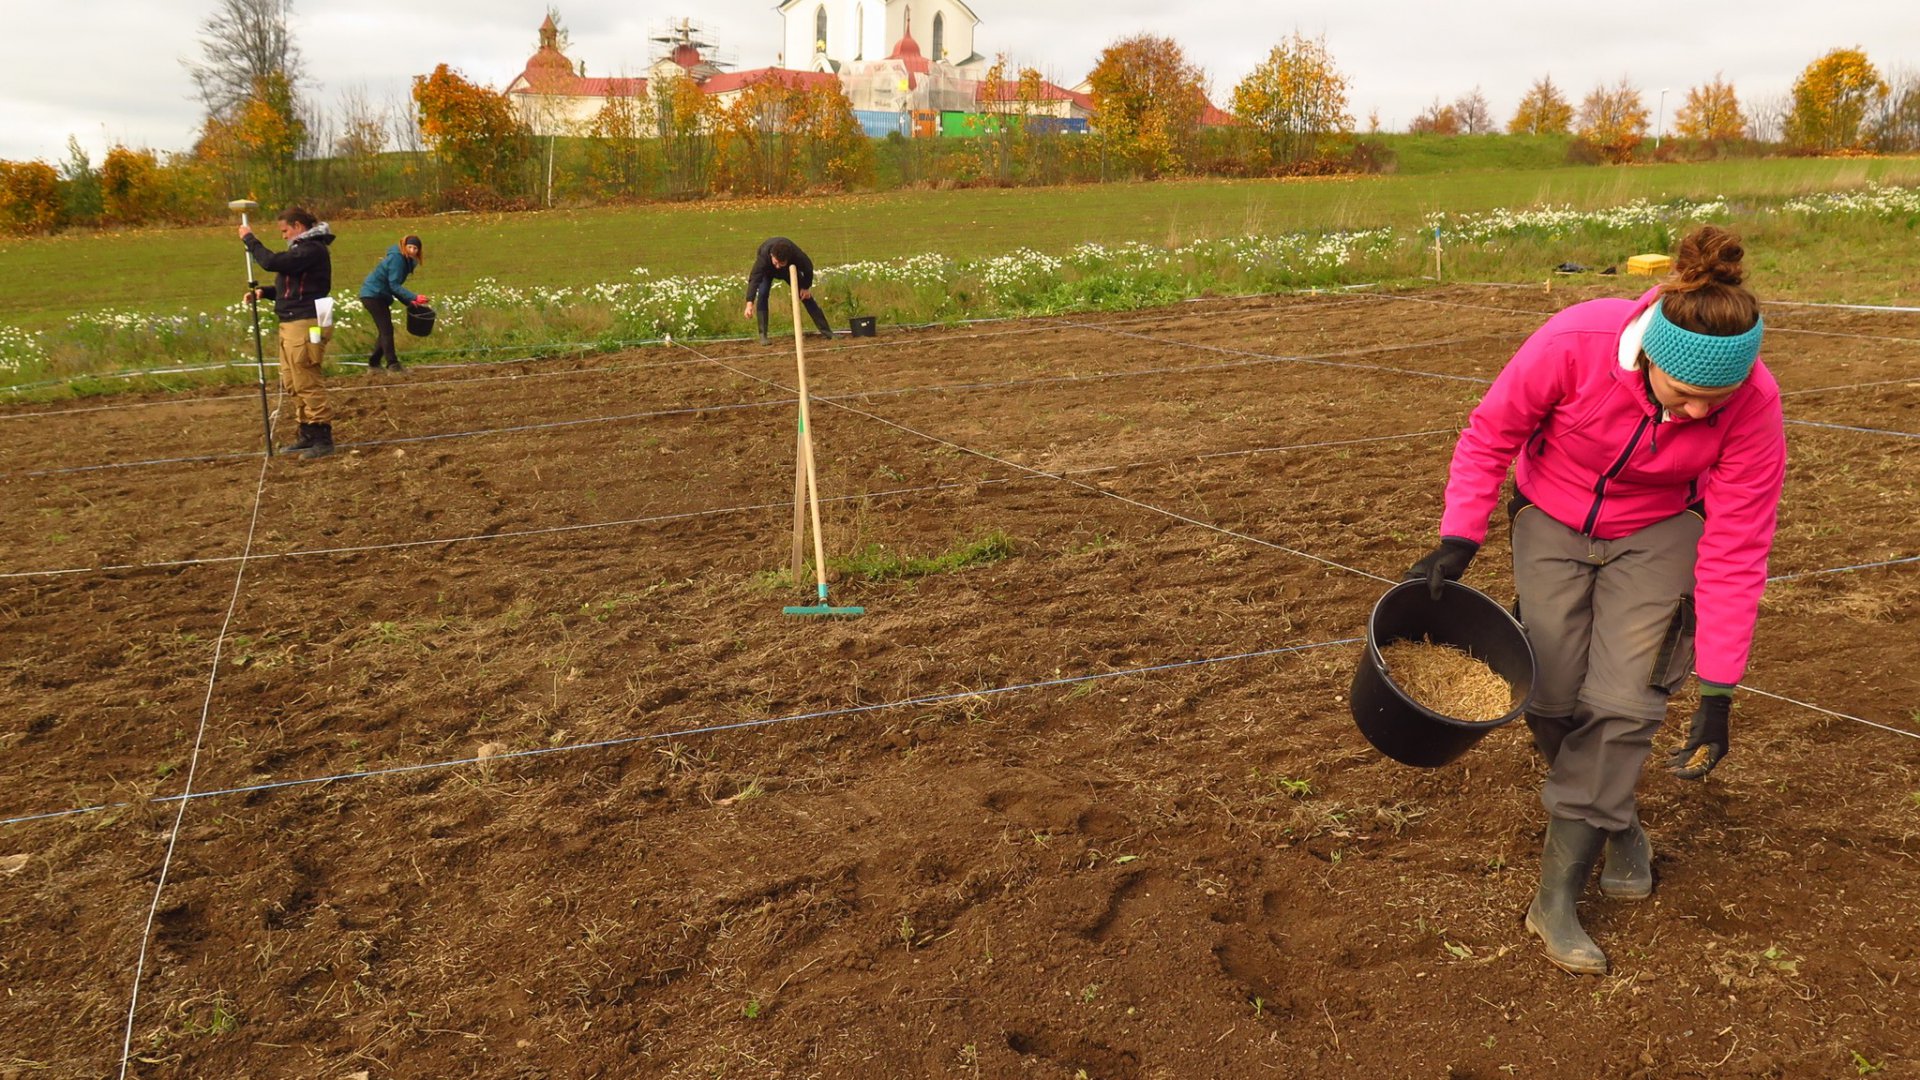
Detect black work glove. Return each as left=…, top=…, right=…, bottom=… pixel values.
left=1405, top=537, right=1479, bottom=600
left=1667, top=692, right=1731, bottom=780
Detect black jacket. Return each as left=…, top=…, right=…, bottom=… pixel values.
left=244, top=223, right=335, bottom=321
left=745, top=236, right=814, bottom=298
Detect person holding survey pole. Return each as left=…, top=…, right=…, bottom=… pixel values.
left=241, top=206, right=337, bottom=460
left=1406, top=225, right=1787, bottom=975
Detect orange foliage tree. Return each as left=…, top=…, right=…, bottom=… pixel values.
left=1508, top=77, right=1574, bottom=135
left=1675, top=75, right=1746, bottom=142
left=792, top=81, right=870, bottom=191
left=0, top=160, right=63, bottom=235
left=1408, top=98, right=1461, bottom=135
left=1576, top=78, right=1649, bottom=163
left=99, top=146, right=172, bottom=226
left=195, top=71, right=307, bottom=200
left=715, top=76, right=871, bottom=196
left=716, top=76, right=800, bottom=195
left=1229, top=32, right=1352, bottom=165
left=412, top=64, right=531, bottom=189
left=584, top=84, right=655, bottom=196
left=654, top=76, right=719, bottom=198
left=1786, top=48, right=1888, bottom=151
left=1087, top=34, right=1209, bottom=178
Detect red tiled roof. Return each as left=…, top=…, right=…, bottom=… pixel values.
left=973, top=79, right=1094, bottom=112
left=698, top=67, right=842, bottom=95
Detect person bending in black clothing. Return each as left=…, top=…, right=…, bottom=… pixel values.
left=744, top=237, right=834, bottom=345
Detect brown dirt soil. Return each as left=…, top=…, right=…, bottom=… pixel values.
left=3, top=284, right=1918, bottom=1079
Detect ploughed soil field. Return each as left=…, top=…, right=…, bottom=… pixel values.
left=3, top=283, right=1918, bottom=1079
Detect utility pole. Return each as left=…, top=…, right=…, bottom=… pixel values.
left=1655, top=87, right=1671, bottom=148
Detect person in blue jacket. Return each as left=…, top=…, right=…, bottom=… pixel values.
left=358, top=234, right=427, bottom=372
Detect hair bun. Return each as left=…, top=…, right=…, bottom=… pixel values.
left=1670, top=225, right=1746, bottom=290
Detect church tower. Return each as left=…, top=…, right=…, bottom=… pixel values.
left=776, top=0, right=982, bottom=76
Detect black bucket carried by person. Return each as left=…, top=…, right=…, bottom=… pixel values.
left=405, top=302, right=437, bottom=337
left=1350, top=579, right=1535, bottom=767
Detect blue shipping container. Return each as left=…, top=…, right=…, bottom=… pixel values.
left=853, top=110, right=909, bottom=138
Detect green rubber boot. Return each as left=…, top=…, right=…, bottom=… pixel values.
left=1600, top=819, right=1654, bottom=900
left=1525, top=816, right=1609, bottom=976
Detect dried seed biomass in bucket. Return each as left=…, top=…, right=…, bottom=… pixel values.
left=1378, top=639, right=1514, bottom=723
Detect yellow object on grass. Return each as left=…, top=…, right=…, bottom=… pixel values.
left=1627, top=253, right=1674, bottom=276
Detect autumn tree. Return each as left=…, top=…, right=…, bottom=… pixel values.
left=0, top=160, right=63, bottom=236
left=583, top=79, right=655, bottom=195
left=1452, top=87, right=1495, bottom=134
left=59, top=137, right=103, bottom=225
left=334, top=86, right=390, bottom=161
left=1870, top=69, right=1920, bottom=152
left=185, top=0, right=305, bottom=120
left=99, top=146, right=172, bottom=226
left=412, top=64, right=531, bottom=191
left=654, top=75, right=719, bottom=198
left=715, top=75, right=870, bottom=196
left=1087, top=33, right=1209, bottom=178
left=1230, top=32, right=1353, bottom=165
left=194, top=72, right=304, bottom=184
left=716, top=76, right=799, bottom=195
left=1408, top=98, right=1460, bottom=135
left=1745, top=92, right=1792, bottom=143
left=974, top=58, right=1059, bottom=183
left=797, top=83, right=870, bottom=190
left=1509, top=76, right=1574, bottom=135
left=1786, top=47, right=1889, bottom=151
left=1674, top=75, right=1745, bottom=142
left=1576, top=78, right=1649, bottom=162
left=229, top=71, right=306, bottom=172
left=977, top=55, right=1018, bottom=181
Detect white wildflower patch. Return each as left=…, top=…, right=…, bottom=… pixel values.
left=1780, top=183, right=1920, bottom=217
left=7, top=183, right=1919, bottom=389
left=1425, top=198, right=1732, bottom=244
left=0, top=323, right=47, bottom=376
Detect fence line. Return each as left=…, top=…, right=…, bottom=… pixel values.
left=3, top=636, right=1362, bottom=828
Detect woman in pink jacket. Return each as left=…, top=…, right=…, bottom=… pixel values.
left=1407, top=225, right=1786, bottom=975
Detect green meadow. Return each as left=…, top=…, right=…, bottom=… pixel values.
left=2, top=153, right=1917, bottom=395
left=6, top=156, right=1919, bottom=326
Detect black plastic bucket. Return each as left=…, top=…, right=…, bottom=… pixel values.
left=405, top=302, right=436, bottom=337
left=849, top=315, right=877, bottom=338
left=1350, top=579, right=1535, bottom=767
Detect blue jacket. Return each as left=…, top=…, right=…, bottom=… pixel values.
left=358, top=245, right=419, bottom=303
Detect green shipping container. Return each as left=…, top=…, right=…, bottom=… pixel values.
left=938, top=112, right=1024, bottom=138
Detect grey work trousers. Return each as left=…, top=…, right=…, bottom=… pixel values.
left=1511, top=505, right=1702, bottom=831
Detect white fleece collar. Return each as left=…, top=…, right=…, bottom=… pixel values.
left=1620, top=305, right=1656, bottom=370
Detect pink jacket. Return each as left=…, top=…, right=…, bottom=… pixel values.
left=1439, top=288, right=1786, bottom=686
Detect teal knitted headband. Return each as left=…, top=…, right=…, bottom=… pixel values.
left=1643, top=299, right=1763, bottom=389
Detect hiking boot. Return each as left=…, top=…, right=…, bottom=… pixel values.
left=279, top=422, right=317, bottom=454
left=758, top=334, right=772, bottom=346
left=386, top=360, right=406, bottom=374
left=299, top=423, right=334, bottom=461
left=1524, top=816, right=1609, bottom=976
left=367, top=357, right=382, bottom=372
left=1600, top=819, right=1654, bottom=900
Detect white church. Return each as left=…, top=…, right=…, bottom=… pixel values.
left=776, top=0, right=985, bottom=75
left=507, top=3, right=1106, bottom=138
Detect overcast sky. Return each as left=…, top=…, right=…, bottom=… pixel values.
left=5, top=1, right=1914, bottom=163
